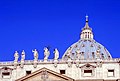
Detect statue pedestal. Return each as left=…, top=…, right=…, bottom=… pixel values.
left=21, top=60, right=24, bottom=63
left=53, top=59, right=58, bottom=67
left=76, top=59, right=79, bottom=62
left=20, top=60, right=24, bottom=68
left=44, top=59, right=48, bottom=62
left=54, top=59, right=58, bottom=62
left=34, top=60, right=38, bottom=63
left=14, top=61, right=17, bottom=69
left=33, top=60, right=38, bottom=68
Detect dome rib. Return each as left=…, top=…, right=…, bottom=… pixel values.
left=62, top=16, right=112, bottom=60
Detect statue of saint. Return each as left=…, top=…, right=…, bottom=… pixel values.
left=21, top=50, right=25, bottom=61
left=53, top=48, right=59, bottom=60
left=14, top=51, right=19, bottom=62
left=44, top=47, right=50, bottom=60
left=32, top=49, right=38, bottom=61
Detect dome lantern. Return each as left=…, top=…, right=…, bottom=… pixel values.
left=80, top=16, right=93, bottom=40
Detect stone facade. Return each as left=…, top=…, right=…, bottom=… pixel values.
left=0, top=16, right=120, bottom=81
left=0, top=60, right=120, bottom=81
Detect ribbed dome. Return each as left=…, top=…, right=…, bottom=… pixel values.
left=62, top=16, right=112, bottom=60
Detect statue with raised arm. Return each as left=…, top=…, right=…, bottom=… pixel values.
left=53, top=48, right=59, bottom=60
left=44, top=47, right=50, bottom=60
left=14, top=51, right=19, bottom=62
left=32, top=49, right=38, bottom=61
left=21, top=50, right=25, bottom=61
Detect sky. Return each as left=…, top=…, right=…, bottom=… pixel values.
left=0, top=0, right=120, bottom=61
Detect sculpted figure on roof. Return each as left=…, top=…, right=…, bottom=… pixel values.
left=44, top=47, right=50, bottom=60
left=21, top=50, right=25, bottom=61
left=32, top=49, right=38, bottom=61
left=14, top=51, right=19, bottom=62
left=54, top=48, right=59, bottom=60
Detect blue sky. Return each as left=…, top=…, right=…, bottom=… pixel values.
left=0, top=0, right=120, bottom=61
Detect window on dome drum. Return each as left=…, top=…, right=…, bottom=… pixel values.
left=108, top=69, right=114, bottom=77
left=92, top=52, right=95, bottom=59
left=108, top=56, right=111, bottom=60
left=84, top=70, right=92, bottom=76
left=60, top=70, right=65, bottom=74
left=26, top=71, right=31, bottom=75
left=101, top=53, right=104, bottom=59
left=82, top=52, right=84, bottom=54
left=2, top=72, right=10, bottom=78
left=91, top=44, right=93, bottom=47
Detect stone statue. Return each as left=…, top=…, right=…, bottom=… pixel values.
left=32, top=49, right=38, bottom=61
left=53, top=48, right=59, bottom=60
left=44, top=47, right=50, bottom=60
left=21, top=50, right=25, bottom=61
left=14, top=51, right=19, bottom=62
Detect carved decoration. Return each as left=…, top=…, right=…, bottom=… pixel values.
left=80, top=63, right=96, bottom=77
left=41, top=70, right=48, bottom=81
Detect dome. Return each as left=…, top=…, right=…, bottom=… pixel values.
left=62, top=16, right=112, bottom=60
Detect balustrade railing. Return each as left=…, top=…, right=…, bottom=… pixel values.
left=0, top=58, right=120, bottom=65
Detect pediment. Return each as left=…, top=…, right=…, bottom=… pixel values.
left=80, top=63, right=96, bottom=68
left=16, top=67, right=74, bottom=81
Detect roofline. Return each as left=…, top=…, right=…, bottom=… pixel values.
left=0, top=58, right=120, bottom=66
